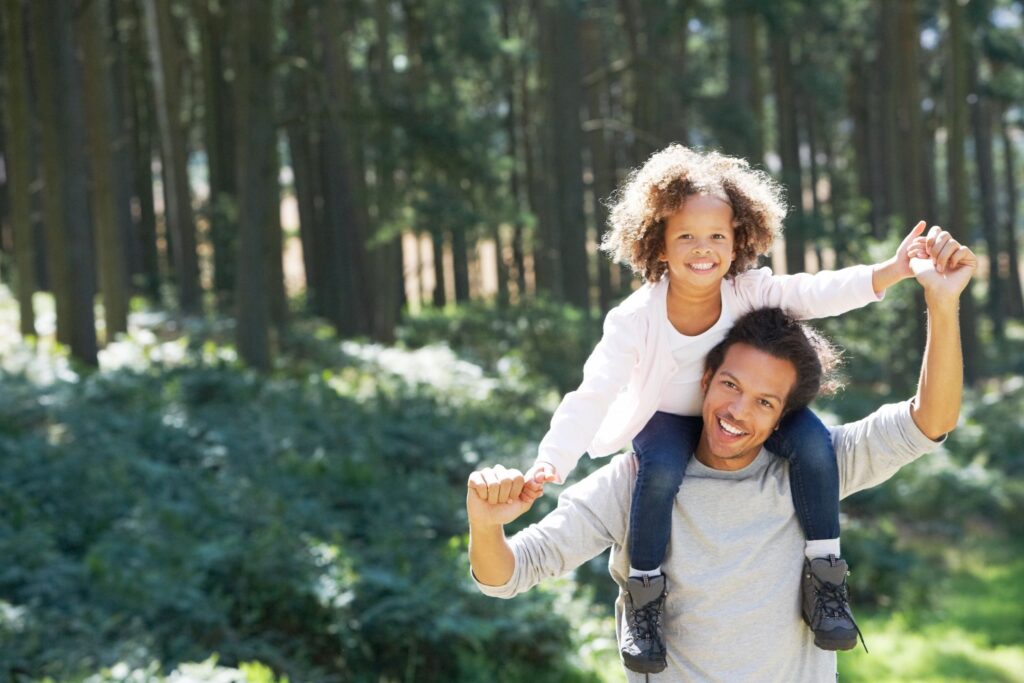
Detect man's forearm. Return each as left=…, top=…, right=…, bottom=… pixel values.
left=469, top=522, right=516, bottom=586
left=911, top=296, right=963, bottom=439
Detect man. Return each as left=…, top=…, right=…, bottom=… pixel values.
left=466, top=229, right=975, bottom=681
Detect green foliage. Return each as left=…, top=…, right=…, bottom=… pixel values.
left=0, top=332, right=594, bottom=682
left=396, top=298, right=600, bottom=395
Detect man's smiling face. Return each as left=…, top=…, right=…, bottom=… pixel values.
left=697, top=342, right=798, bottom=471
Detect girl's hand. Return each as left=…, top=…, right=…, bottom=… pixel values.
left=521, top=462, right=559, bottom=503
left=873, top=220, right=927, bottom=295
left=893, top=220, right=928, bottom=278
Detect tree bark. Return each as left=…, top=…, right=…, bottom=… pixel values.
left=770, top=28, right=804, bottom=273
left=544, top=0, right=589, bottom=310
left=998, top=107, right=1024, bottom=318
left=1, top=0, right=37, bottom=336
left=198, top=0, right=238, bottom=306
left=232, top=0, right=275, bottom=369
left=124, top=0, right=161, bottom=300
left=30, top=0, right=75, bottom=345
left=49, top=0, right=99, bottom=364
left=368, top=0, right=404, bottom=336
left=946, top=0, right=981, bottom=382
left=142, top=0, right=201, bottom=312
left=581, top=16, right=616, bottom=313
left=80, top=0, right=129, bottom=339
left=969, top=58, right=1004, bottom=339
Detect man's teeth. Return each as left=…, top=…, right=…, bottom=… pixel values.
left=719, top=418, right=746, bottom=436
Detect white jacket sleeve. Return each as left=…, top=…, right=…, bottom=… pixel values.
left=536, top=305, right=642, bottom=482
left=732, top=265, right=882, bottom=320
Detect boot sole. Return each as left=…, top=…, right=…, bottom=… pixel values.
left=621, top=653, right=667, bottom=674
left=814, top=633, right=858, bottom=651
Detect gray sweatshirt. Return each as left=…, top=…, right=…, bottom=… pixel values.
left=474, top=400, right=944, bottom=682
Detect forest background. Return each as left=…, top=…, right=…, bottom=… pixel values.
left=0, top=0, right=1022, bottom=681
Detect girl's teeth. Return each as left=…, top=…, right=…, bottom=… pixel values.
left=690, top=263, right=715, bottom=271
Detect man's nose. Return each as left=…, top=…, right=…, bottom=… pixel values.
left=729, top=396, right=752, bottom=421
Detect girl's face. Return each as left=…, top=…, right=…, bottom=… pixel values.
left=660, top=194, right=736, bottom=291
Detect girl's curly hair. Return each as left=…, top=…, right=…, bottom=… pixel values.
left=601, top=144, right=788, bottom=283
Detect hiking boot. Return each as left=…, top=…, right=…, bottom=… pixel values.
left=620, top=574, right=668, bottom=673
left=801, top=555, right=865, bottom=651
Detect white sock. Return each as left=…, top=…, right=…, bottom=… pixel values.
left=629, top=565, right=662, bottom=578
left=804, top=538, right=841, bottom=560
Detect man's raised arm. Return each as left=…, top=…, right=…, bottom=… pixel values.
left=908, top=226, right=978, bottom=439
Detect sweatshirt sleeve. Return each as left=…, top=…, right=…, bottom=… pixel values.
left=732, top=265, right=882, bottom=320
left=536, top=305, right=642, bottom=481
left=472, top=454, right=632, bottom=599
left=833, top=400, right=947, bottom=499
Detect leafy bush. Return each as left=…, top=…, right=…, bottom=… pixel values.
left=396, top=298, right=601, bottom=394
left=0, top=335, right=597, bottom=682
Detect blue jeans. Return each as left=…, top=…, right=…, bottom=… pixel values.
left=628, top=408, right=840, bottom=571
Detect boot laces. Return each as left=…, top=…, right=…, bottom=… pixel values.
left=815, top=579, right=868, bottom=652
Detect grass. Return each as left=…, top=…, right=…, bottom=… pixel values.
left=571, top=539, right=1024, bottom=682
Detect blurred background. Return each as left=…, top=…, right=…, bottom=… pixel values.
left=0, top=0, right=1022, bottom=681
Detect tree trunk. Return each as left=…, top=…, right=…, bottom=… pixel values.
left=770, top=29, right=804, bottom=273
left=530, top=1, right=560, bottom=298
left=544, top=0, right=589, bottom=310
left=969, top=60, right=1004, bottom=339
left=142, top=0, right=201, bottom=312
left=946, top=0, right=981, bottom=382
left=232, top=0, right=275, bottom=369
left=80, top=0, right=129, bottom=340
left=124, top=0, right=161, bottom=300
left=283, top=0, right=324, bottom=317
left=368, top=0, right=404, bottom=337
left=108, top=0, right=141, bottom=302
left=49, top=0, right=99, bottom=364
left=999, top=107, right=1024, bottom=318
left=199, top=0, right=238, bottom=306
left=320, top=2, right=371, bottom=334
left=726, top=6, right=763, bottom=163
left=30, top=0, right=76, bottom=345
left=1, top=0, right=37, bottom=336
left=581, top=16, right=616, bottom=313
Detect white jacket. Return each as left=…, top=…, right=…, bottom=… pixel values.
left=537, top=265, right=882, bottom=480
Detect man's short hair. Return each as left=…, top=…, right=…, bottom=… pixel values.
left=705, top=308, right=843, bottom=413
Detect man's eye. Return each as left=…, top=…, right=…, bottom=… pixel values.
left=759, top=399, right=773, bottom=409
left=722, top=380, right=737, bottom=389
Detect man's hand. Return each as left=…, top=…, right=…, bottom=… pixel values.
left=467, top=465, right=535, bottom=527
left=908, top=226, right=977, bottom=304
left=872, top=220, right=927, bottom=295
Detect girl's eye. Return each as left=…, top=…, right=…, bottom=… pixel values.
left=713, top=234, right=727, bottom=240
left=678, top=234, right=692, bottom=240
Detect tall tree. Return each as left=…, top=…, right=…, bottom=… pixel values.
left=30, top=0, right=74, bottom=344
left=769, top=15, right=805, bottom=273
left=232, top=0, right=276, bottom=369
left=946, top=0, right=981, bottom=382
left=198, top=0, right=238, bottom=305
left=969, top=54, right=1005, bottom=339
left=1, top=0, right=37, bottom=336
left=80, top=0, right=129, bottom=339
left=543, top=0, right=589, bottom=310
left=142, top=0, right=201, bottom=312
left=123, top=0, right=162, bottom=300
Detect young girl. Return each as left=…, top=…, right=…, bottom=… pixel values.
left=507, top=145, right=924, bottom=673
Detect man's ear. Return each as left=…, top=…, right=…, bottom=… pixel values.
left=700, top=368, right=712, bottom=393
